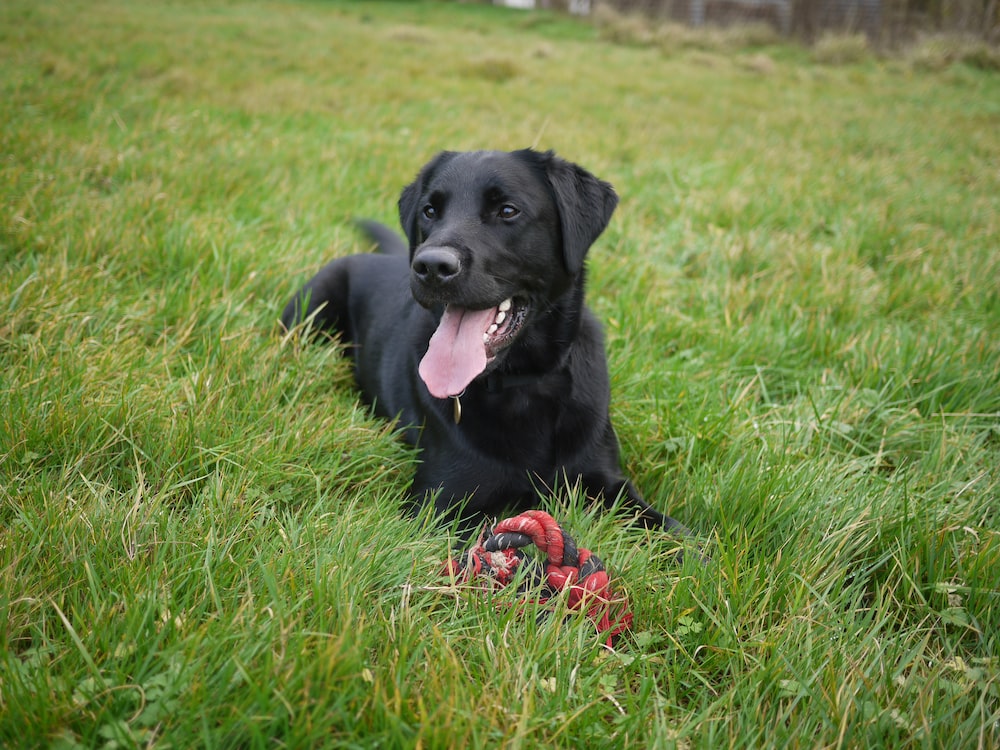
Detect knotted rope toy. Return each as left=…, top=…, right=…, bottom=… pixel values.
left=442, top=509, right=633, bottom=646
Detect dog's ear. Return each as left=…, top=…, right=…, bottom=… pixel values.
left=537, top=150, right=619, bottom=274
left=398, top=151, right=457, bottom=251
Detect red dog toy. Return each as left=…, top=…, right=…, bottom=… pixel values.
left=443, top=510, right=633, bottom=646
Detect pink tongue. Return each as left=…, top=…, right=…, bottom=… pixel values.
left=419, top=305, right=497, bottom=399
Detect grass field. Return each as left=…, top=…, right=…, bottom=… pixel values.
left=2, top=0, right=999, bottom=746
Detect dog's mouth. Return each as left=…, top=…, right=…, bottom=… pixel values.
left=418, top=297, right=528, bottom=399
left=482, top=297, right=528, bottom=358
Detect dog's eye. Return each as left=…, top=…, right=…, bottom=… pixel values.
left=422, top=204, right=437, bottom=220
left=498, top=205, right=520, bottom=220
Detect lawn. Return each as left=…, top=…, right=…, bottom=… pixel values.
left=1, top=0, right=998, bottom=747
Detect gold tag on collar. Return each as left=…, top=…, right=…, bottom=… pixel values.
left=452, top=395, right=462, bottom=424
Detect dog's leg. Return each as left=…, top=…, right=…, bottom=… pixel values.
left=620, top=479, right=694, bottom=537
left=584, top=474, right=694, bottom=537
left=403, top=484, right=488, bottom=542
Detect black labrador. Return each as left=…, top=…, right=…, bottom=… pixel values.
left=281, top=148, right=689, bottom=536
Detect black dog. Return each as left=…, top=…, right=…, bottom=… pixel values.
left=281, top=148, right=688, bottom=535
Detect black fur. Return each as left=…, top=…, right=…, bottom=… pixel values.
left=281, top=149, right=689, bottom=535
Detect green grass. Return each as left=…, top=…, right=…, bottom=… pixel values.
left=2, top=0, right=998, bottom=746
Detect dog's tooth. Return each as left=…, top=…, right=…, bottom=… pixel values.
left=499, top=298, right=512, bottom=312
left=488, top=324, right=498, bottom=334
left=483, top=333, right=490, bottom=343
left=495, top=311, right=506, bottom=325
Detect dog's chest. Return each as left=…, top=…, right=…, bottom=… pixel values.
left=454, top=388, right=574, bottom=468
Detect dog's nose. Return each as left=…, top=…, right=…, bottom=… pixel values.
left=412, top=247, right=461, bottom=285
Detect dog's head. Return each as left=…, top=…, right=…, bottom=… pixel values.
left=397, top=148, right=618, bottom=399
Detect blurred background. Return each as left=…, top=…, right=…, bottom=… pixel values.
left=505, top=0, right=999, bottom=45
